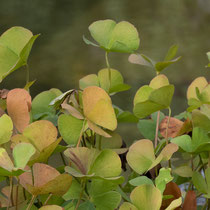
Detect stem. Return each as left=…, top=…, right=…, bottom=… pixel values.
left=43, top=193, right=52, bottom=206
left=154, top=111, right=160, bottom=148
left=26, top=195, right=36, bottom=210
left=105, top=51, right=111, bottom=92
left=166, top=107, right=172, bottom=168
left=75, top=180, right=86, bottom=210
left=15, top=179, right=19, bottom=210
left=165, top=107, right=172, bottom=145
left=98, top=136, right=102, bottom=150
left=7, top=177, right=13, bottom=210
left=60, top=152, right=66, bottom=166
left=76, top=120, right=86, bottom=148
left=25, top=64, right=30, bottom=92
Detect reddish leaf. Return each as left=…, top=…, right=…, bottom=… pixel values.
left=182, top=190, right=197, bottom=210
left=7, top=88, right=31, bottom=133
left=161, top=182, right=182, bottom=209
left=160, top=117, right=183, bottom=138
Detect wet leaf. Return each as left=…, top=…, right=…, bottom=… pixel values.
left=7, top=88, right=31, bottom=132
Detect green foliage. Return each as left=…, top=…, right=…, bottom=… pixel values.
left=0, top=19, right=209, bottom=210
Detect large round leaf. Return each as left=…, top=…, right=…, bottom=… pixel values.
left=130, top=185, right=162, bottom=210
left=7, top=88, right=31, bottom=133
left=83, top=86, right=117, bottom=130
left=58, top=114, right=84, bottom=146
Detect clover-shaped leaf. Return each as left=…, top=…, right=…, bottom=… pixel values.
left=86, top=19, right=140, bottom=53
left=7, top=88, right=31, bottom=133
left=64, top=147, right=122, bottom=181
left=0, top=27, right=39, bottom=82
left=19, top=163, right=72, bottom=196
left=31, top=88, right=62, bottom=122
left=0, top=143, right=35, bottom=176
left=133, top=75, right=174, bottom=118
left=127, top=140, right=178, bottom=175
left=129, top=44, right=181, bottom=73
left=11, top=120, right=61, bottom=164
left=171, top=127, right=210, bottom=153
left=79, top=69, right=130, bottom=95
left=83, top=86, right=117, bottom=131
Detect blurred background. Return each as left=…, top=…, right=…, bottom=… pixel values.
left=0, top=0, right=209, bottom=142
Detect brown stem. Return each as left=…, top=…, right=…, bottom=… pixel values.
left=76, top=120, right=86, bottom=148
left=26, top=195, right=36, bottom=210
left=43, top=193, right=52, bottom=206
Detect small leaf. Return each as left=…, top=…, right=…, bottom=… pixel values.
left=164, top=44, right=178, bottom=61
left=129, top=176, right=154, bottom=187
left=83, top=35, right=99, bottom=47
left=120, top=202, right=138, bottom=210
left=39, top=205, right=63, bottom=210
left=0, top=114, right=13, bottom=145
left=149, top=74, right=169, bottom=89
left=13, top=143, right=36, bottom=169
left=128, top=53, right=154, bottom=67
left=182, top=190, right=197, bottom=210
left=165, top=197, right=182, bottom=210
left=79, top=74, right=99, bottom=90
left=173, top=165, right=193, bottom=177
left=192, top=171, right=207, bottom=194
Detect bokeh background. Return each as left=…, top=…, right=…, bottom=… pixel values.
left=0, top=0, right=209, bottom=142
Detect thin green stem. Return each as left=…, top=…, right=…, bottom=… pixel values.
left=105, top=51, right=111, bottom=91
left=7, top=177, right=13, bottom=210
left=154, top=111, right=160, bottom=148
left=26, top=195, right=36, bottom=210
left=75, top=180, right=86, bottom=210
left=76, top=120, right=86, bottom=147
left=43, top=193, right=52, bottom=206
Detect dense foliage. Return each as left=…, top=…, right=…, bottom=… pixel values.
left=0, top=19, right=209, bottom=210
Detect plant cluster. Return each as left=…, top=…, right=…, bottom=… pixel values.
left=0, top=19, right=209, bottom=210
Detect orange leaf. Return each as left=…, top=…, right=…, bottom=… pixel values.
left=7, top=88, right=31, bottom=133
left=182, top=190, right=197, bottom=210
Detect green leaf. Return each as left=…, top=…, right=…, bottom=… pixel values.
left=155, top=57, right=181, bottom=73
left=98, top=68, right=130, bottom=94
left=149, top=74, right=169, bottom=89
left=83, top=35, right=99, bottom=47
left=78, top=201, right=96, bottom=210
left=0, top=27, right=39, bottom=82
left=129, top=176, right=154, bottom=187
left=39, top=205, right=63, bottom=210
left=130, top=185, right=162, bottom=210
left=0, top=114, right=13, bottom=145
left=192, top=109, right=210, bottom=132
left=79, top=74, right=99, bottom=90
left=13, top=143, right=36, bottom=169
left=91, top=191, right=121, bottom=210
left=192, top=171, right=207, bottom=194
left=83, top=86, right=117, bottom=130
left=164, top=44, right=178, bottom=61
left=58, top=114, right=84, bottom=146
left=32, top=89, right=62, bottom=120
left=134, top=85, right=154, bottom=105
left=165, top=197, right=182, bottom=210
left=117, top=111, right=138, bottom=123
left=171, top=135, right=192, bottom=153
left=88, top=20, right=139, bottom=53
left=137, top=120, right=156, bottom=140
left=155, top=168, right=173, bottom=194
left=128, top=53, right=154, bottom=67
left=173, top=165, right=193, bottom=177
left=119, top=202, right=138, bottom=210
